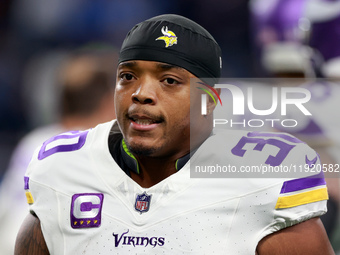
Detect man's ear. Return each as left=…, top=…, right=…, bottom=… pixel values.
left=206, top=88, right=221, bottom=115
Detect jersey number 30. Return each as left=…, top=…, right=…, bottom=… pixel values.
left=231, top=132, right=303, bottom=166
left=38, top=130, right=89, bottom=160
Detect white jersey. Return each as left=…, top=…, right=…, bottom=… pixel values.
left=24, top=120, right=328, bottom=254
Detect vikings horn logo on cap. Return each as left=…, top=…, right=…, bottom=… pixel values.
left=156, top=26, right=178, bottom=48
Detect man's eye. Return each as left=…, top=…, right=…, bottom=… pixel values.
left=121, top=73, right=134, bottom=80
left=164, top=78, right=178, bottom=85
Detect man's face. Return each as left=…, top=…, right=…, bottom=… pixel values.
left=115, top=60, right=198, bottom=158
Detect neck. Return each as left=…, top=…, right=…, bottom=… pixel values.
left=130, top=152, right=187, bottom=188
left=126, top=124, right=213, bottom=188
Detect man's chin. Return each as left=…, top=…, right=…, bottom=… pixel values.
left=126, top=141, right=159, bottom=157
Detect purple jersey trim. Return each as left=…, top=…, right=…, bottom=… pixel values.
left=280, top=171, right=326, bottom=194
left=247, top=131, right=304, bottom=144
left=38, top=131, right=89, bottom=160
left=24, top=176, right=29, bottom=190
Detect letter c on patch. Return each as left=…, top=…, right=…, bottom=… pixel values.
left=71, top=193, right=104, bottom=229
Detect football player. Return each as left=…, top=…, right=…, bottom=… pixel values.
left=15, top=14, right=334, bottom=254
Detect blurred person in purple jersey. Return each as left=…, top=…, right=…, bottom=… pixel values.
left=305, top=1, right=340, bottom=250
left=307, top=0, right=340, bottom=79
left=250, top=0, right=323, bottom=78
left=250, top=0, right=340, bottom=240
left=0, top=46, right=117, bottom=255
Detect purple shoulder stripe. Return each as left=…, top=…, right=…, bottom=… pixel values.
left=280, top=171, right=326, bottom=194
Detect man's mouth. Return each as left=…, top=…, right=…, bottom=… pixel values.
left=128, top=112, right=164, bottom=130
left=130, top=116, right=159, bottom=126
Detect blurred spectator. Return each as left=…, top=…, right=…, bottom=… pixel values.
left=250, top=0, right=340, bottom=246
left=250, top=0, right=323, bottom=78
left=0, top=46, right=117, bottom=255
left=307, top=0, right=340, bottom=79
left=305, top=1, right=340, bottom=252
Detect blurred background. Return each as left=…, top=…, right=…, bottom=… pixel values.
left=1, top=0, right=340, bottom=254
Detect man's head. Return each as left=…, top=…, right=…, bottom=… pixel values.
left=58, top=49, right=117, bottom=129
left=115, top=14, right=222, bottom=158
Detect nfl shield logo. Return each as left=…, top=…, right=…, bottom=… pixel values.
left=135, top=192, right=152, bottom=214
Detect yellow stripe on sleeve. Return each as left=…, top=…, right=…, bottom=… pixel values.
left=275, top=187, right=328, bottom=209
left=25, top=191, right=34, bottom=204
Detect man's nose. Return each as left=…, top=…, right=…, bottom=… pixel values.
left=132, top=78, right=158, bottom=105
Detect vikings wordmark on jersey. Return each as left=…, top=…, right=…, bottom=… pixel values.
left=112, top=229, right=165, bottom=248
